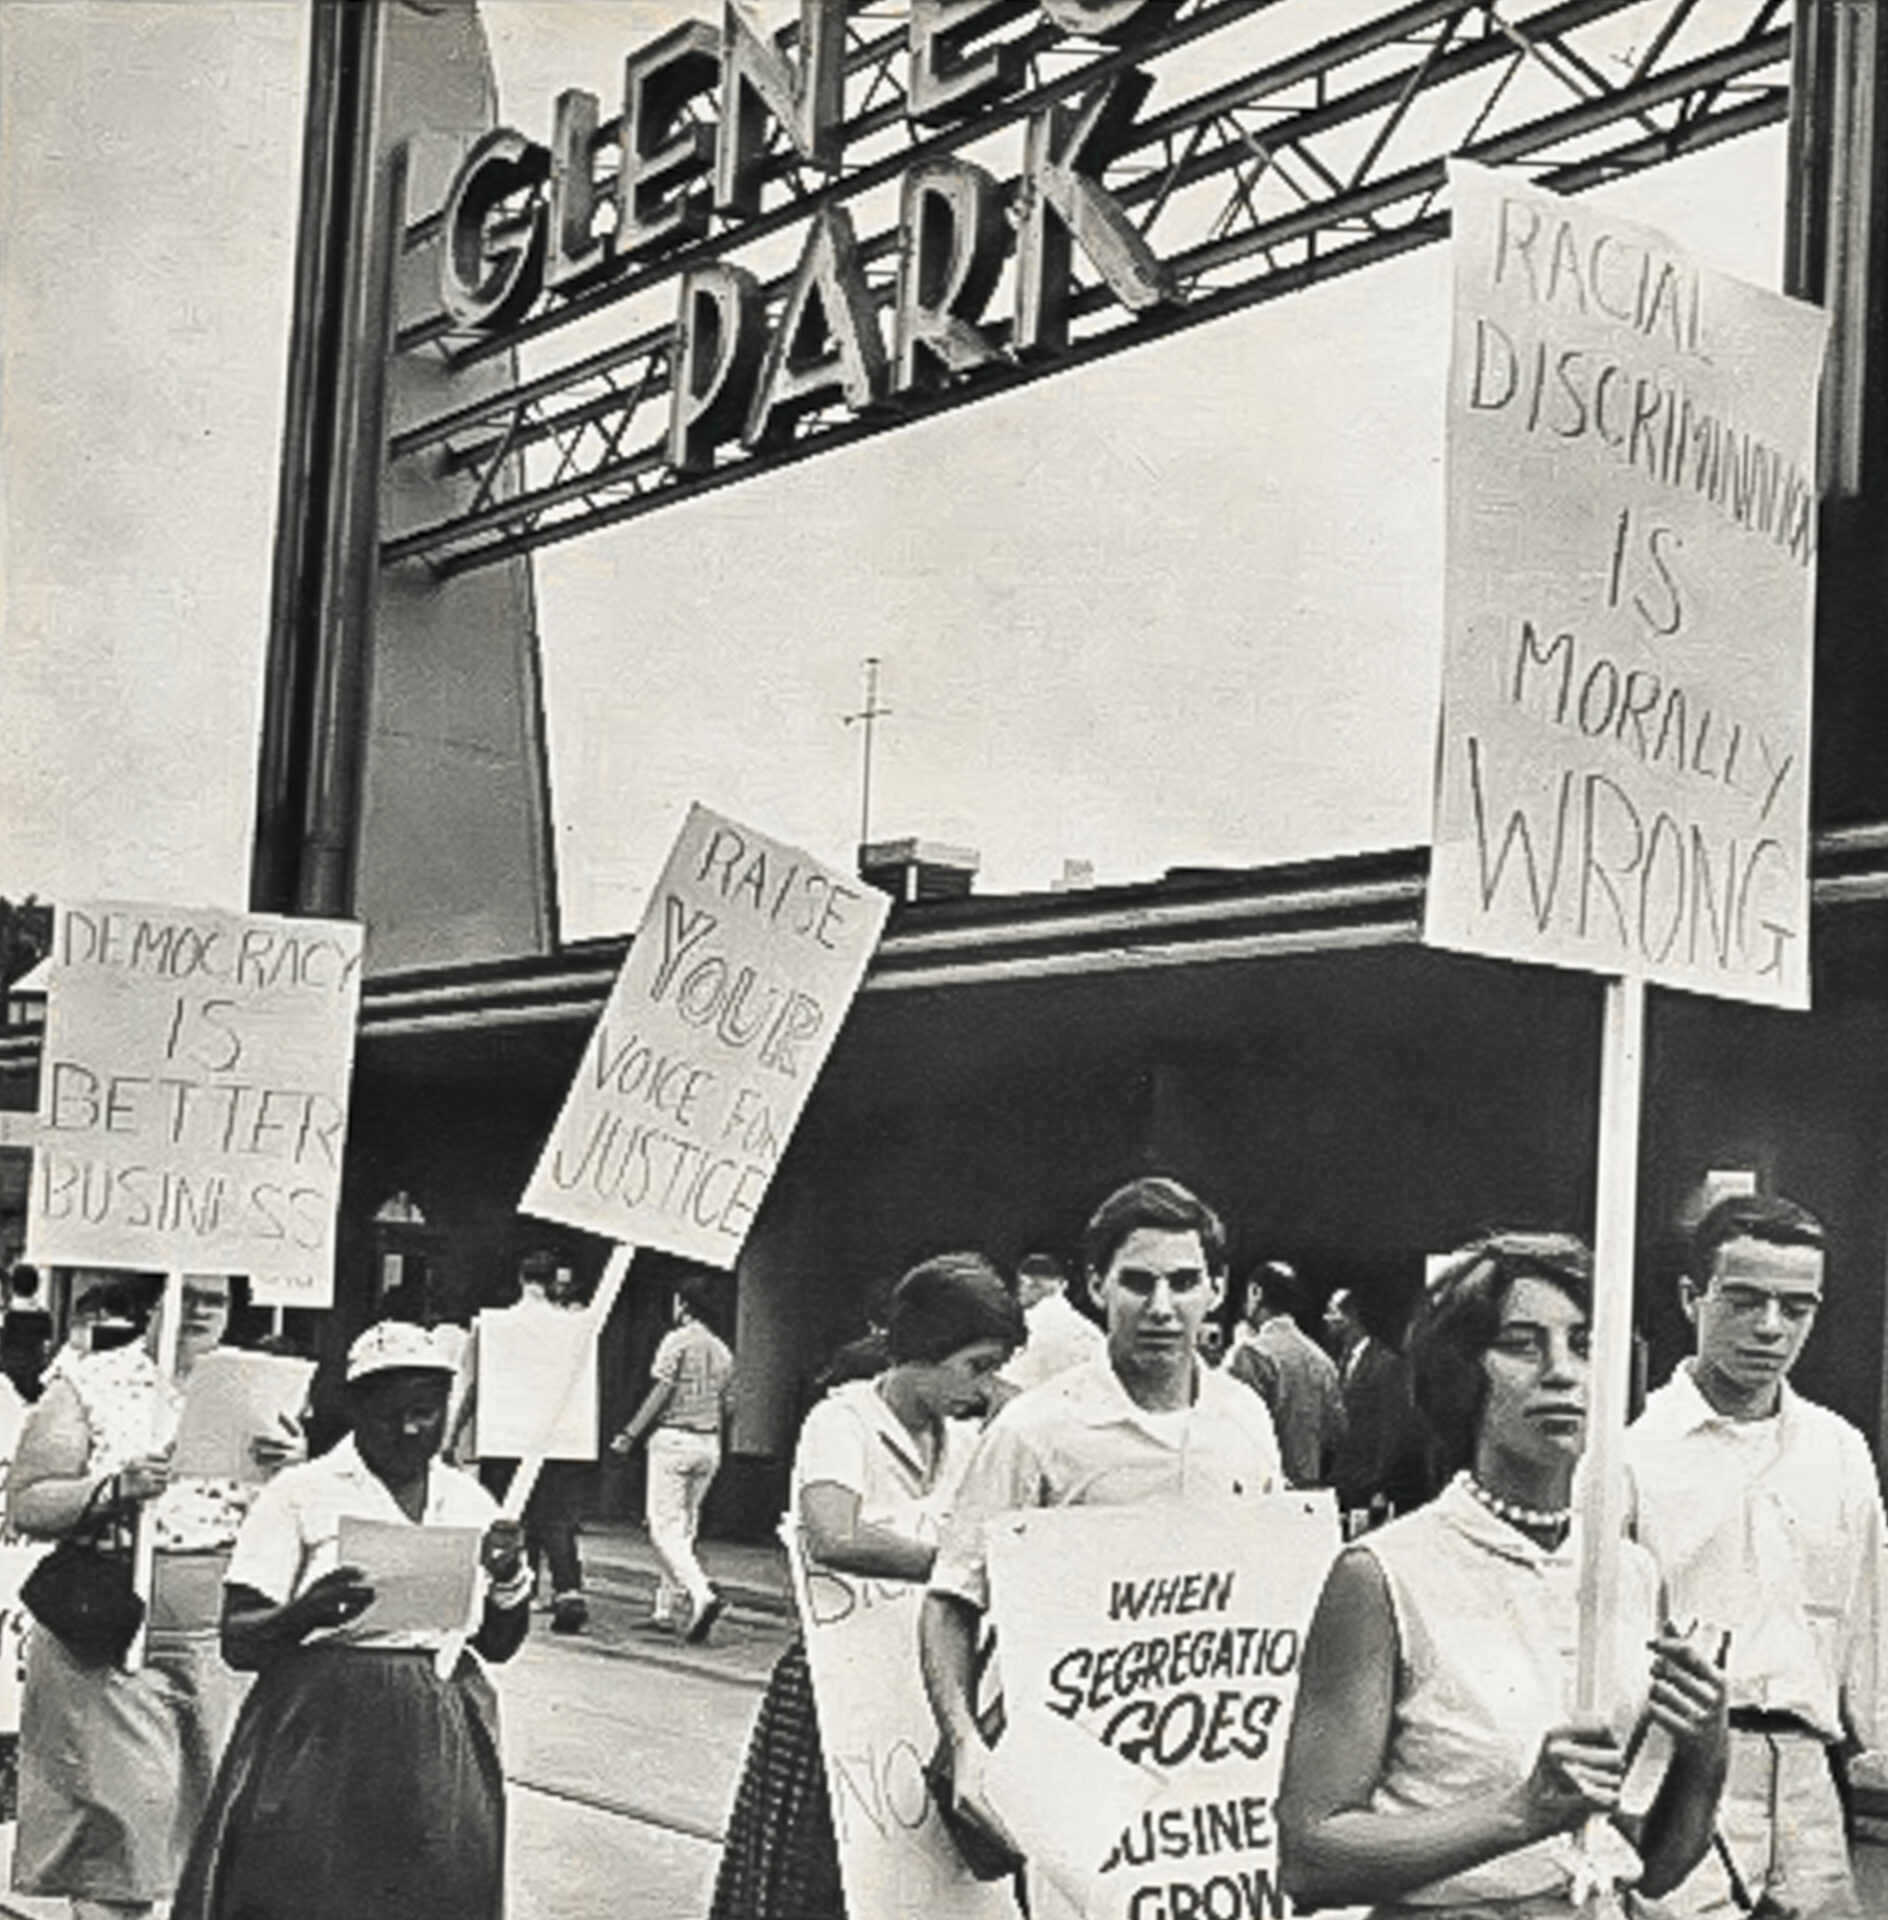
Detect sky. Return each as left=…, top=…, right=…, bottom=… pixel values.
left=0, top=1, right=1791, bottom=942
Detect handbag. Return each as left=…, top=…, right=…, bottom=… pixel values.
left=19, top=1479, right=144, bottom=1667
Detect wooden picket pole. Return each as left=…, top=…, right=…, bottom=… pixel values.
left=124, top=1270, right=185, bottom=1674
left=1573, top=974, right=1646, bottom=1901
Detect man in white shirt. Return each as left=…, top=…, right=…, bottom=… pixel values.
left=1625, top=1192, right=1884, bottom=1919
left=921, top=1176, right=1283, bottom=1872
left=993, top=1251, right=1105, bottom=1394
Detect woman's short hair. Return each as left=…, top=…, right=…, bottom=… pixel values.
left=1081, top=1177, right=1227, bottom=1282
left=886, top=1253, right=1025, bottom=1365
left=1406, top=1232, right=1593, bottom=1475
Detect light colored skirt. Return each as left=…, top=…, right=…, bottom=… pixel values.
left=14, top=1551, right=244, bottom=1902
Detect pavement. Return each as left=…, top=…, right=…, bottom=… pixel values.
left=0, top=1526, right=1885, bottom=1918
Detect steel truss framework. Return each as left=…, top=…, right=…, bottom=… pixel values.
left=383, top=0, right=1794, bottom=577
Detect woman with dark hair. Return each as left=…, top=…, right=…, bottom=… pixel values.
left=709, top=1252, right=1025, bottom=1920
left=1279, top=1233, right=1729, bottom=1915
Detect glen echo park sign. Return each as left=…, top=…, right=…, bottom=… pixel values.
left=434, top=1, right=1177, bottom=477
left=1427, top=163, right=1828, bottom=1007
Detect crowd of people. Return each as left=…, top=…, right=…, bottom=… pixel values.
left=712, top=1176, right=1883, bottom=1920
left=0, top=1169, right=1874, bottom=1920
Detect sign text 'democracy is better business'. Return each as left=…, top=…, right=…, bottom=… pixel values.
left=521, top=805, right=888, bottom=1262
left=1427, top=163, right=1828, bottom=1008
left=28, top=902, right=363, bottom=1304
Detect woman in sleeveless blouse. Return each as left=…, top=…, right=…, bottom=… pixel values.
left=1279, top=1234, right=1729, bottom=1917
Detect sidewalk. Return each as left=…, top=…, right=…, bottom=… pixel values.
left=580, top=1520, right=792, bottom=1621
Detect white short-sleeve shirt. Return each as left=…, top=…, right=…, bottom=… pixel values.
left=225, top=1434, right=498, bottom=1649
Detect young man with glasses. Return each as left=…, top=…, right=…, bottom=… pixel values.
left=1624, top=1193, right=1885, bottom=1919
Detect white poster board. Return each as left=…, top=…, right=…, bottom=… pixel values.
left=789, top=1535, right=1013, bottom=1920
left=986, top=1495, right=1339, bottom=1920
left=474, top=1300, right=597, bottom=1460
left=27, top=902, right=363, bottom=1303
left=1427, top=163, right=1827, bottom=1007
left=521, top=804, right=888, bottom=1262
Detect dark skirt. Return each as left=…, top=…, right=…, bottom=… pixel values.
left=709, top=1635, right=845, bottom=1920
left=172, top=1644, right=503, bottom=1920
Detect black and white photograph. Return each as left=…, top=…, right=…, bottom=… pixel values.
left=2, top=3, right=1886, bottom=1916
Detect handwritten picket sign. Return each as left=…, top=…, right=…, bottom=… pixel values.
left=520, top=804, right=889, bottom=1262
left=986, top=1495, right=1339, bottom=1920
left=1426, top=162, right=1828, bottom=1008
left=788, top=1530, right=1013, bottom=1920
left=26, top=902, right=363, bottom=1304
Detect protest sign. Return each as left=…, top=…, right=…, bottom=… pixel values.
left=1427, top=162, right=1828, bottom=1008
left=334, top=1517, right=483, bottom=1638
left=474, top=1299, right=597, bottom=1460
left=986, top=1494, right=1339, bottom=1920
left=172, top=1347, right=316, bottom=1482
left=26, top=901, right=363, bottom=1303
left=787, top=1532, right=1013, bottom=1920
left=520, top=805, right=889, bottom=1262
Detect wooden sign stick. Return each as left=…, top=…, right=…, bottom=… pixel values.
left=125, top=1269, right=185, bottom=1673
left=501, top=1242, right=635, bottom=1522
left=1573, top=974, right=1646, bottom=1900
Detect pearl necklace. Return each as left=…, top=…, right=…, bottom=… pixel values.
left=1460, top=1470, right=1571, bottom=1534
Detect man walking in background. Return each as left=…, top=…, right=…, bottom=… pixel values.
left=993, top=1251, right=1105, bottom=1395
left=614, top=1273, right=735, bottom=1643
left=1626, top=1193, right=1886, bottom=1919
left=1227, top=1259, right=1344, bottom=1487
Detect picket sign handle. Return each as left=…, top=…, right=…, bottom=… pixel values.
left=1574, top=973, right=1646, bottom=1900
left=125, top=1270, right=186, bottom=1674
left=501, top=1242, right=635, bottom=1522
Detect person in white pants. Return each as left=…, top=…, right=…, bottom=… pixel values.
left=613, top=1275, right=734, bottom=1642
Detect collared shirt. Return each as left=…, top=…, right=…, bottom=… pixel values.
left=1624, top=1364, right=1888, bottom=1749
left=653, top=1319, right=734, bottom=1433
left=225, top=1435, right=499, bottom=1650
left=1363, top=1476, right=1655, bottom=1905
left=994, top=1289, right=1107, bottom=1393
left=1226, top=1314, right=1346, bottom=1488
left=790, top=1378, right=982, bottom=1545
left=929, top=1355, right=1282, bottom=1611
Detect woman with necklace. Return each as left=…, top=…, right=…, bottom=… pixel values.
left=1279, top=1233, right=1729, bottom=1915
left=711, top=1252, right=1025, bottom=1920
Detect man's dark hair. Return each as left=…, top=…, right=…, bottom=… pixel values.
left=1689, top=1193, right=1824, bottom=1283
left=1016, top=1252, right=1066, bottom=1288
left=675, top=1272, right=718, bottom=1322
left=1246, top=1259, right=1309, bottom=1323
left=8, top=1265, right=40, bottom=1303
left=1082, top=1177, right=1226, bottom=1282
left=1406, top=1232, right=1593, bottom=1476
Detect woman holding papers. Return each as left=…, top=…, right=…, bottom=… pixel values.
left=710, top=1253, right=1024, bottom=1920
left=8, top=1271, right=295, bottom=1920
left=1278, top=1233, right=1729, bottom=1915
left=173, top=1320, right=529, bottom=1920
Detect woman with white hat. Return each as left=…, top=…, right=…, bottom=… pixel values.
left=173, top=1320, right=530, bottom=1920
